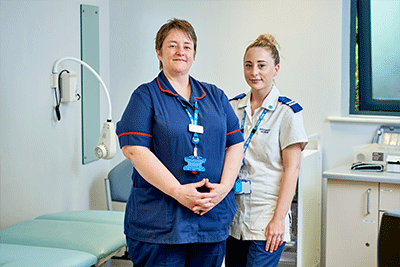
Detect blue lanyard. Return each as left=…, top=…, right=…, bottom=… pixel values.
left=241, top=108, right=268, bottom=154
left=178, top=99, right=200, bottom=146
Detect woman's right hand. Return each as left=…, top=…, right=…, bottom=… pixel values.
left=122, top=146, right=218, bottom=214
left=175, top=179, right=217, bottom=214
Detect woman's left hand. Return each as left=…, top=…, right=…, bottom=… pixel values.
left=264, top=143, right=301, bottom=252
left=192, top=179, right=231, bottom=215
left=192, top=142, right=243, bottom=215
left=264, top=218, right=285, bottom=253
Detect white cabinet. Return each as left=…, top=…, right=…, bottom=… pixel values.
left=324, top=170, right=400, bottom=267
left=297, top=136, right=322, bottom=267
left=279, top=134, right=322, bottom=267
left=379, top=183, right=400, bottom=224
left=379, top=183, right=400, bottom=210
left=326, top=179, right=379, bottom=267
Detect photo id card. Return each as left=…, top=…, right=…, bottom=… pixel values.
left=234, top=179, right=251, bottom=194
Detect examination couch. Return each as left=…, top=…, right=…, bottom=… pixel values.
left=0, top=210, right=126, bottom=266
left=0, top=160, right=133, bottom=266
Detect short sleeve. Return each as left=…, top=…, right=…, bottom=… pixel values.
left=222, top=92, right=244, bottom=147
left=279, top=109, right=308, bottom=151
left=116, top=85, right=153, bottom=148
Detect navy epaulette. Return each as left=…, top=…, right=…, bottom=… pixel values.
left=229, top=93, right=246, bottom=101
left=278, top=96, right=303, bottom=113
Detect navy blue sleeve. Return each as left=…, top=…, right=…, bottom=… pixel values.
left=221, top=91, right=244, bottom=147
left=116, top=85, right=153, bottom=148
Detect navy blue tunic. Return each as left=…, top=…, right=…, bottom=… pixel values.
left=116, top=71, right=244, bottom=244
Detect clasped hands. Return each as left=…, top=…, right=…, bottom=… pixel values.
left=175, top=178, right=230, bottom=216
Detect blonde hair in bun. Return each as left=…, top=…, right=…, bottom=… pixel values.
left=244, top=34, right=280, bottom=65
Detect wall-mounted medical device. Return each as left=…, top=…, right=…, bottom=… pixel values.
left=50, top=57, right=116, bottom=160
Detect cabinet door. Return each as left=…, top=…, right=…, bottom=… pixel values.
left=326, top=179, right=379, bottom=267
left=297, top=146, right=322, bottom=267
left=379, top=183, right=400, bottom=211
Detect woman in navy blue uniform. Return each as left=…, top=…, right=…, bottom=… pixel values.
left=116, top=18, right=244, bottom=267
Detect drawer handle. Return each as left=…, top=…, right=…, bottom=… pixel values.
left=367, top=188, right=371, bottom=215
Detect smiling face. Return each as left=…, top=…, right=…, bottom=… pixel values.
left=156, top=28, right=195, bottom=77
left=244, top=47, right=280, bottom=95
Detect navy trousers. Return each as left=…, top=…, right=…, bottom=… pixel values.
left=126, top=236, right=226, bottom=267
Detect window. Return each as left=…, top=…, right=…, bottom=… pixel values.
left=350, top=0, right=400, bottom=116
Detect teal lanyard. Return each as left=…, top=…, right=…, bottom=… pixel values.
left=179, top=99, right=207, bottom=173
left=178, top=99, right=200, bottom=149
left=241, top=108, right=268, bottom=154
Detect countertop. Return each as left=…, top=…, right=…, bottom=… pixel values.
left=323, top=165, right=400, bottom=184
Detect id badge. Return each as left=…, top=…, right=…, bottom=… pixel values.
left=189, top=124, right=204, bottom=134
left=234, top=178, right=251, bottom=194
left=183, top=155, right=206, bottom=172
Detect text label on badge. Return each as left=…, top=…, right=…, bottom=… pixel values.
left=189, top=124, right=204, bottom=134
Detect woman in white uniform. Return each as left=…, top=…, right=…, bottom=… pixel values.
left=226, top=34, right=308, bottom=267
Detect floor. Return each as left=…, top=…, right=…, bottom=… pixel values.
left=99, top=259, right=225, bottom=267
left=102, top=257, right=296, bottom=267
left=99, top=258, right=226, bottom=267
left=103, top=257, right=292, bottom=267
left=99, top=259, right=132, bottom=267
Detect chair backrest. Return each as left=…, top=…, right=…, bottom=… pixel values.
left=378, top=209, right=400, bottom=267
left=105, top=159, right=133, bottom=211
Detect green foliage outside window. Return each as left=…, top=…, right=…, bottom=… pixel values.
left=355, top=16, right=359, bottom=111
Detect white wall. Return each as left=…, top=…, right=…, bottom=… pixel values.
left=0, top=0, right=112, bottom=229
left=109, top=0, right=343, bottom=140
left=1, top=0, right=397, bottom=230
left=110, top=0, right=399, bottom=172
left=109, top=0, right=360, bottom=170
